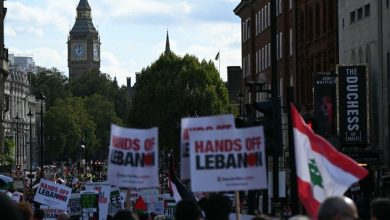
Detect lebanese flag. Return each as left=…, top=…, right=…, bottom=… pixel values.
left=290, top=103, right=368, bottom=218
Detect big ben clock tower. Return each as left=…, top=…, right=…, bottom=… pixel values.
left=68, top=0, right=100, bottom=78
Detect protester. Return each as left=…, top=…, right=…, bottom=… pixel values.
left=18, top=202, right=33, bottom=220
left=33, top=208, right=45, bottom=220
left=317, top=196, right=359, bottom=220
left=56, top=212, right=70, bottom=220
left=288, top=215, right=310, bottom=220
left=0, top=193, right=23, bottom=220
left=113, top=209, right=135, bottom=220
left=199, top=193, right=232, bottom=220
left=370, top=197, right=390, bottom=220
left=175, top=199, right=202, bottom=220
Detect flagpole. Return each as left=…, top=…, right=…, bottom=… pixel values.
left=234, top=191, right=241, bottom=220
left=287, top=86, right=299, bottom=215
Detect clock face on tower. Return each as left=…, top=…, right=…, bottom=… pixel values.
left=71, top=43, right=87, bottom=60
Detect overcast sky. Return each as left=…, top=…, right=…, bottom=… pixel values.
left=5, top=0, right=241, bottom=86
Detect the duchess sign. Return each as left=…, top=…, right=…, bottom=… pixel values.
left=337, top=65, right=369, bottom=146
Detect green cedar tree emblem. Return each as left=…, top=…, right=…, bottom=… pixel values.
left=308, top=159, right=323, bottom=188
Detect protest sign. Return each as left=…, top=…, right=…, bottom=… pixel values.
left=180, top=114, right=235, bottom=180
left=11, top=191, right=23, bottom=203
left=81, top=190, right=99, bottom=219
left=108, top=124, right=159, bottom=188
left=34, top=178, right=72, bottom=210
left=85, top=182, right=111, bottom=220
left=40, top=205, right=64, bottom=220
left=190, top=127, right=267, bottom=192
left=163, top=198, right=176, bottom=219
left=108, top=187, right=123, bottom=216
left=67, top=193, right=81, bottom=216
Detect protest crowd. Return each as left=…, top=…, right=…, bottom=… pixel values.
left=1, top=108, right=389, bottom=220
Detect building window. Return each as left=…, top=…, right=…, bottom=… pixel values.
left=256, top=50, right=258, bottom=73
left=289, top=0, right=293, bottom=10
left=279, top=0, right=282, bottom=15
left=365, top=4, right=370, bottom=17
left=265, top=5, right=268, bottom=29
left=387, top=0, right=389, bottom=9
left=350, top=11, right=356, bottom=24
left=289, top=28, right=293, bottom=56
left=280, top=32, right=283, bottom=59
left=268, top=3, right=271, bottom=26
left=255, top=13, right=258, bottom=35
left=264, top=45, right=267, bottom=69
left=258, top=11, right=261, bottom=34
left=262, top=47, right=265, bottom=71
left=276, top=0, right=279, bottom=16
left=247, top=19, right=251, bottom=39
left=357, top=8, right=363, bottom=20
left=248, top=54, right=251, bottom=75
left=243, top=21, right=246, bottom=42
left=276, top=33, right=280, bottom=59
left=261, top=8, right=264, bottom=32
left=268, top=43, right=271, bottom=67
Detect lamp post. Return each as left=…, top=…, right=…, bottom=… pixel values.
left=14, top=114, right=20, bottom=166
left=27, top=108, right=33, bottom=191
left=37, top=92, right=46, bottom=178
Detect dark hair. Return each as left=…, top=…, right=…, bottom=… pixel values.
left=33, top=208, right=45, bottom=220
left=113, top=209, right=135, bottom=220
left=0, top=194, right=23, bottom=220
left=370, top=198, right=390, bottom=220
left=176, top=199, right=202, bottom=220
left=251, top=215, right=271, bottom=220
left=199, top=194, right=232, bottom=220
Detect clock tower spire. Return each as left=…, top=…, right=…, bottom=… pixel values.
left=68, top=0, right=100, bottom=78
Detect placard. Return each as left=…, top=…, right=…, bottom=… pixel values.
left=108, top=124, right=159, bottom=188
left=85, top=183, right=111, bottom=220
left=190, top=127, right=267, bottom=192
left=67, top=193, right=81, bottom=216
left=34, top=178, right=72, bottom=210
left=81, top=190, right=99, bottom=219
left=180, top=114, right=235, bottom=179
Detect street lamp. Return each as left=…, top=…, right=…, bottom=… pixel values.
left=14, top=114, right=20, bottom=166
left=27, top=108, right=33, bottom=191
left=37, top=92, right=46, bottom=178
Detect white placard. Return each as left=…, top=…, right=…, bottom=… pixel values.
left=34, top=178, right=72, bottom=210
left=180, top=114, right=235, bottom=179
left=85, top=182, right=111, bottom=220
left=108, top=124, right=159, bottom=188
left=190, top=127, right=267, bottom=192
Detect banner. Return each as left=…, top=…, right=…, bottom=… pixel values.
left=85, top=183, right=111, bottom=220
left=34, top=178, right=72, bottom=210
left=189, top=127, right=267, bottom=192
left=180, top=114, right=235, bottom=179
left=337, top=65, right=369, bottom=145
left=67, top=193, right=81, bottom=217
left=80, top=190, right=99, bottom=219
left=108, top=124, right=159, bottom=188
left=314, top=72, right=335, bottom=135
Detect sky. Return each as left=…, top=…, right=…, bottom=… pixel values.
left=4, top=0, right=242, bottom=86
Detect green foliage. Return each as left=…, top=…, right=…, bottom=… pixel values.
left=0, top=138, right=15, bottom=165
left=128, top=53, right=232, bottom=154
left=44, top=97, right=98, bottom=162
left=29, top=67, right=71, bottom=108
left=30, top=68, right=131, bottom=161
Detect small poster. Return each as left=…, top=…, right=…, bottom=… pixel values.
left=34, top=178, right=72, bottom=210
left=81, top=190, right=99, bottom=219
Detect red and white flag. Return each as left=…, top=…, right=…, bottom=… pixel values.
left=290, top=103, right=368, bottom=218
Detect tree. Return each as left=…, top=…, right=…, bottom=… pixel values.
left=83, top=94, right=123, bottom=159
left=0, top=138, right=15, bottom=165
left=29, top=67, right=70, bottom=108
left=128, top=53, right=233, bottom=155
left=44, top=97, right=98, bottom=162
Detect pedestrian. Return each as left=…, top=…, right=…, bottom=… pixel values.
left=17, top=202, right=33, bottom=220
left=33, top=208, right=45, bottom=220
left=370, top=197, right=390, bottom=220
left=113, top=209, right=135, bottom=220
left=318, top=196, right=359, bottom=220
left=199, top=193, right=231, bottom=220
left=175, top=199, right=202, bottom=220
left=0, top=193, right=23, bottom=220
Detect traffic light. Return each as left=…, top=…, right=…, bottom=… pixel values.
left=253, top=96, right=282, bottom=156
